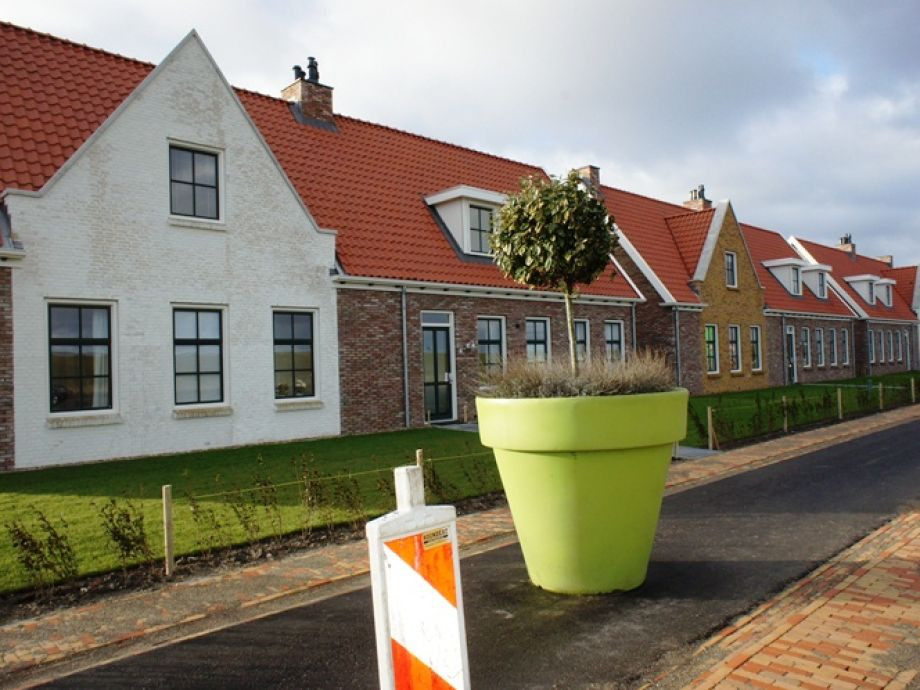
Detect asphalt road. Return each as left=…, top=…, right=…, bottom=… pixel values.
left=46, top=421, right=920, bottom=689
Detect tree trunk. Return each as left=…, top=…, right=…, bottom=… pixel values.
left=563, top=289, right=578, bottom=376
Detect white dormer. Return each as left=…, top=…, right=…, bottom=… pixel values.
left=844, top=274, right=891, bottom=306
left=801, top=263, right=832, bottom=299
left=762, top=257, right=808, bottom=296
left=425, top=185, right=506, bottom=256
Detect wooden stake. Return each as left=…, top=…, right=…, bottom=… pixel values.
left=912, top=378, right=916, bottom=404
left=463, top=402, right=469, bottom=424
left=782, top=396, right=788, bottom=433
left=415, top=448, right=425, bottom=468
left=162, top=485, right=174, bottom=578
left=707, top=406, right=714, bottom=450
left=879, top=382, right=884, bottom=411
left=837, top=387, right=843, bottom=421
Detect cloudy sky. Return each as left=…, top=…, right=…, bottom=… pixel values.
left=5, top=1, right=920, bottom=265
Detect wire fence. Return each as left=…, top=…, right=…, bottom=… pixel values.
left=686, top=377, right=918, bottom=450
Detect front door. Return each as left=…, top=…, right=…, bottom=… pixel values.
left=423, top=325, right=453, bottom=421
left=785, top=326, right=797, bottom=384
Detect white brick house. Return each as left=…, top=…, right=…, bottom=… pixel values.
left=1, top=31, right=340, bottom=468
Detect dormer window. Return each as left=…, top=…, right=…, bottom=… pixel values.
left=469, top=205, right=494, bottom=255
left=817, top=271, right=827, bottom=299
left=763, top=258, right=810, bottom=297
left=791, top=266, right=802, bottom=295
left=843, top=274, right=886, bottom=306
left=868, top=281, right=875, bottom=304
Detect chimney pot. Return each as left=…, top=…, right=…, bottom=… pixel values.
left=293, top=64, right=305, bottom=81
left=307, top=57, right=319, bottom=82
left=836, top=234, right=856, bottom=255
left=282, top=57, right=334, bottom=125
left=683, top=183, right=711, bottom=211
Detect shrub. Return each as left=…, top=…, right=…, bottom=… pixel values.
left=6, top=509, right=78, bottom=590
left=98, top=497, right=153, bottom=573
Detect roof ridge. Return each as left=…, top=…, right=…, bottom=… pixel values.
left=235, top=87, right=549, bottom=175
left=600, top=184, right=689, bottom=214
left=797, top=236, right=894, bottom=269
left=663, top=207, right=713, bottom=222
left=0, top=19, right=155, bottom=69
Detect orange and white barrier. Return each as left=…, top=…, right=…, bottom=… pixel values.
left=366, top=465, right=470, bottom=690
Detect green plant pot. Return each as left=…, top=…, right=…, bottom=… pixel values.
left=476, top=390, right=688, bottom=595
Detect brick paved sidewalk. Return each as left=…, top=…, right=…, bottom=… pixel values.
left=647, top=511, right=920, bottom=690
left=1, top=404, right=919, bottom=683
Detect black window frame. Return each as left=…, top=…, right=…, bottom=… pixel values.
left=705, top=324, right=719, bottom=373
left=477, top=317, right=504, bottom=375
left=574, top=319, right=589, bottom=363
left=48, top=304, right=112, bottom=413
left=724, top=252, right=737, bottom=288
left=173, top=308, right=224, bottom=405
left=604, top=320, right=624, bottom=362
left=815, top=328, right=825, bottom=366
left=791, top=266, right=801, bottom=295
left=749, top=325, right=762, bottom=371
left=801, top=327, right=811, bottom=367
left=273, top=311, right=315, bottom=399
left=169, top=145, right=219, bottom=220
left=728, top=324, right=741, bottom=372
left=469, top=205, right=494, bottom=255
left=525, top=318, right=549, bottom=363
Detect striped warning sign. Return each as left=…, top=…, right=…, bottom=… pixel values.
left=383, top=531, right=464, bottom=689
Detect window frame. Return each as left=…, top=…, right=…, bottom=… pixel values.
left=724, top=251, right=738, bottom=288
left=728, top=324, right=742, bottom=373
left=168, top=142, right=223, bottom=222
left=868, top=328, right=875, bottom=363
left=878, top=330, right=885, bottom=363
left=791, top=266, right=802, bottom=296
left=173, top=306, right=225, bottom=406
left=574, top=319, right=590, bottom=363
left=604, top=320, right=625, bottom=363
left=749, top=325, right=762, bottom=372
left=705, top=324, right=719, bottom=374
left=801, top=327, right=811, bottom=368
left=888, top=331, right=894, bottom=363
left=48, top=302, right=114, bottom=414
left=867, top=281, right=876, bottom=305
left=897, top=331, right=903, bottom=362
left=525, top=317, right=551, bottom=363
left=829, top=328, right=838, bottom=366
left=817, top=271, right=827, bottom=299
left=815, top=328, right=825, bottom=367
left=468, top=204, right=495, bottom=256
left=476, top=316, right=506, bottom=374
left=842, top=328, right=850, bottom=365
left=272, top=309, right=317, bottom=400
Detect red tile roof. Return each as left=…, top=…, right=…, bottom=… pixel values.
left=0, top=22, right=638, bottom=300
left=741, top=224, right=854, bottom=317
left=794, top=238, right=917, bottom=321
left=882, top=265, right=918, bottom=311
left=665, top=209, right=715, bottom=277
left=601, top=187, right=703, bottom=304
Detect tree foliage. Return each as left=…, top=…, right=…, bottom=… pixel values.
left=492, top=171, right=617, bottom=373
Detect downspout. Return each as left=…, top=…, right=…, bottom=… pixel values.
left=781, top=314, right=787, bottom=384
left=673, top=307, right=681, bottom=387
left=401, top=286, right=411, bottom=428
left=866, top=324, right=873, bottom=379
left=630, top=303, right=637, bottom=352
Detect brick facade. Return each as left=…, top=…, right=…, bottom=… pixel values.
left=864, top=320, right=918, bottom=376
left=337, top=286, right=634, bottom=434
left=0, top=268, right=12, bottom=469
left=765, top=316, right=857, bottom=386
left=695, top=207, right=770, bottom=394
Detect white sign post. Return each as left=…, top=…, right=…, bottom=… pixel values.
left=366, top=465, right=470, bottom=690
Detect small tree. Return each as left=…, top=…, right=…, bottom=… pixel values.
left=493, top=170, right=617, bottom=374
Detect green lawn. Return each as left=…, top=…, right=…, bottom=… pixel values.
left=0, top=428, right=499, bottom=594
left=684, top=370, right=920, bottom=448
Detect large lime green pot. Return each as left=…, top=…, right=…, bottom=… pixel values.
left=476, top=390, right=688, bottom=594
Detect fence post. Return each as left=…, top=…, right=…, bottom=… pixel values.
left=912, top=378, right=916, bottom=404
left=162, top=484, right=174, bottom=578
left=782, top=396, right=788, bottom=433
left=416, top=448, right=425, bottom=468
left=878, top=382, right=884, bottom=411
left=706, top=406, right=714, bottom=450
left=837, top=387, right=843, bottom=421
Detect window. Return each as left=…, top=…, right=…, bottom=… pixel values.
left=174, top=308, right=223, bottom=404
left=897, top=331, right=903, bottom=362
left=888, top=331, right=894, bottom=362
left=49, top=305, right=111, bottom=412
left=477, top=317, right=504, bottom=374
left=842, top=329, right=850, bottom=365
left=728, top=325, right=741, bottom=372
left=878, top=330, right=885, bottom=363
left=705, top=324, right=719, bottom=374
left=817, top=272, right=827, bottom=299
left=525, top=318, right=550, bottom=363
left=815, top=328, right=825, bottom=366
left=574, top=320, right=589, bottom=362
left=829, top=328, right=837, bottom=366
left=867, top=282, right=875, bottom=304
left=273, top=311, right=314, bottom=398
left=469, top=205, right=493, bottom=255
left=801, top=327, right=811, bottom=367
left=724, top=252, right=737, bottom=288
left=868, top=329, right=875, bottom=363
left=883, top=285, right=892, bottom=306
left=791, top=266, right=802, bottom=295
left=169, top=146, right=219, bottom=219
left=604, top=321, right=624, bottom=362
left=750, top=325, right=762, bottom=371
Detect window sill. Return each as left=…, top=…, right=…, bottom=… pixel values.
left=47, top=412, right=124, bottom=429
left=173, top=404, right=233, bottom=420
left=274, top=399, right=324, bottom=412
left=751, top=369, right=764, bottom=375
left=168, top=216, right=226, bottom=232
left=730, top=370, right=744, bottom=377
left=706, top=372, right=721, bottom=378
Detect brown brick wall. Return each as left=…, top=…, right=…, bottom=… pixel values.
left=337, top=287, right=633, bottom=434
left=0, top=268, right=13, bottom=470
left=864, top=320, right=917, bottom=376
left=697, top=207, right=770, bottom=394
left=765, top=316, right=857, bottom=386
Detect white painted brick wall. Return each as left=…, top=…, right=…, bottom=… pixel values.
left=5, top=34, right=340, bottom=468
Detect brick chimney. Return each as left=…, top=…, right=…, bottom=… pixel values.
left=683, top=184, right=711, bottom=211
left=576, top=165, right=600, bottom=190
left=282, top=57, right=334, bottom=124
left=836, top=234, right=856, bottom=254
